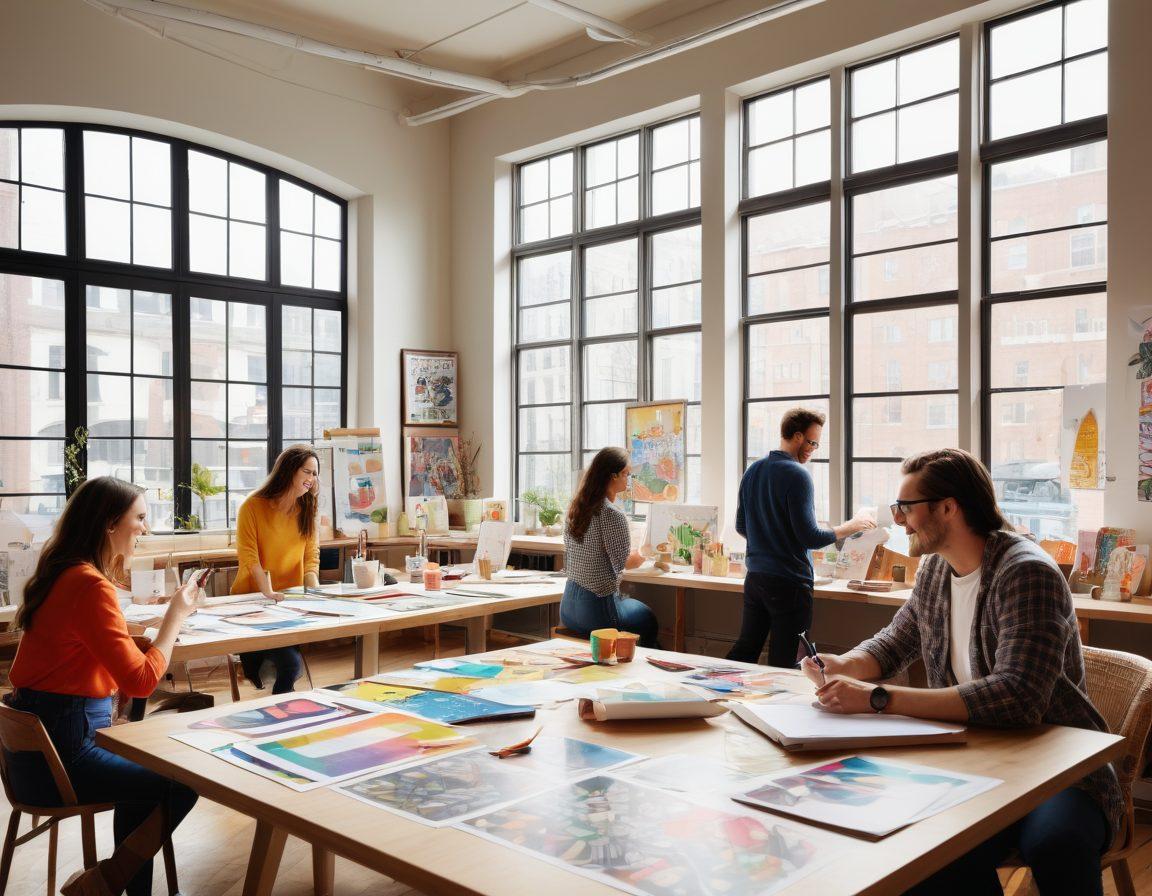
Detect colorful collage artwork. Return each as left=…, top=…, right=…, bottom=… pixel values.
left=339, top=737, right=642, bottom=827
left=463, top=775, right=832, bottom=896
left=625, top=402, right=687, bottom=504
left=683, top=668, right=808, bottom=702
left=326, top=680, right=535, bottom=724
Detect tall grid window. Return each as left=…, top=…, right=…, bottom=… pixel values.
left=847, top=41, right=960, bottom=514
left=0, top=127, right=66, bottom=256
left=85, top=285, right=175, bottom=529
left=514, top=114, right=702, bottom=508
left=83, top=131, right=172, bottom=269
left=983, top=0, right=1107, bottom=540
left=0, top=122, right=347, bottom=529
left=741, top=78, right=832, bottom=522
left=0, top=273, right=67, bottom=518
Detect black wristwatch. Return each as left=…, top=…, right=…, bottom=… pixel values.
left=869, top=685, right=890, bottom=714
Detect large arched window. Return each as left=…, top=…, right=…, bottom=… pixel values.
left=0, top=123, right=346, bottom=530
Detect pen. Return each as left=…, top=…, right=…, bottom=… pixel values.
left=798, top=630, right=826, bottom=686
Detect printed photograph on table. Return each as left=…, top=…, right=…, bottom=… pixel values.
left=463, top=774, right=832, bottom=896
left=404, top=429, right=461, bottom=499
left=329, top=683, right=535, bottom=724
left=230, top=710, right=479, bottom=790
left=625, top=401, right=686, bottom=503
left=402, top=349, right=459, bottom=426
left=188, top=697, right=357, bottom=736
left=644, top=503, right=719, bottom=562
left=340, top=751, right=559, bottom=826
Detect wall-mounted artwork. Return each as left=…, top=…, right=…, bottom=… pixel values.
left=404, top=429, right=460, bottom=499
left=644, top=503, right=719, bottom=564
left=402, top=350, right=459, bottom=427
left=625, top=401, right=686, bottom=504
left=331, top=438, right=386, bottom=537
left=405, top=495, right=449, bottom=535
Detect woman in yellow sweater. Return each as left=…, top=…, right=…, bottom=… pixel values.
left=232, top=444, right=320, bottom=693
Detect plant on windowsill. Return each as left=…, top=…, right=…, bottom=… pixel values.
left=177, top=463, right=225, bottom=534
left=520, top=488, right=564, bottom=537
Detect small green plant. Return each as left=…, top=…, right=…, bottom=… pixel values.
left=63, top=426, right=88, bottom=490
left=521, top=488, right=563, bottom=527
left=179, top=463, right=225, bottom=531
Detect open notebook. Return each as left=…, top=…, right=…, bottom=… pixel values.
left=730, top=702, right=966, bottom=752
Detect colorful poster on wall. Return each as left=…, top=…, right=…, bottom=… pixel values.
left=624, top=401, right=686, bottom=503
left=332, top=438, right=387, bottom=537
left=401, top=350, right=459, bottom=427
left=404, top=430, right=461, bottom=499
left=644, top=503, right=719, bottom=562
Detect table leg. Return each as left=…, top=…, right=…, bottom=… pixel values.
left=354, top=632, right=380, bottom=678
left=312, top=845, right=335, bottom=896
left=242, top=821, right=287, bottom=896
left=674, top=587, right=686, bottom=653
left=463, top=616, right=487, bottom=653
left=1077, top=617, right=1090, bottom=644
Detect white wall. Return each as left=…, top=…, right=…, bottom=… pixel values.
left=0, top=0, right=452, bottom=517
left=449, top=0, right=1152, bottom=542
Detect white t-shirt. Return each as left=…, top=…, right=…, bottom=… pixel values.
left=949, top=566, right=982, bottom=685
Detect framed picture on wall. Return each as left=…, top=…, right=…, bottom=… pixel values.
left=625, top=400, right=687, bottom=503
left=403, top=428, right=461, bottom=500
left=401, top=349, right=459, bottom=427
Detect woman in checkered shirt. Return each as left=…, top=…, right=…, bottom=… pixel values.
left=560, top=447, right=659, bottom=647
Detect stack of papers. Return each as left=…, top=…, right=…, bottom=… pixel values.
left=730, top=702, right=966, bottom=751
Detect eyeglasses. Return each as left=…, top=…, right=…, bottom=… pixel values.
left=804, top=439, right=819, bottom=450
left=889, top=497, right=944, bottom=518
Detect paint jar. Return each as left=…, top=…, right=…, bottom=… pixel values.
left=351, top=558, right=380, bottom=588
left=422, top=562, right=442, bottom=591
left=589, top=628, right=619, bottom=663
left=890, top=564, right=906, bottom=583
left=710, top=553, right=730, bottom=577
left=477, top=554, right=493, bottom=580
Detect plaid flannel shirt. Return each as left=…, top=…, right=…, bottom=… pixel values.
left=856, top=530, right=1124, bottom=844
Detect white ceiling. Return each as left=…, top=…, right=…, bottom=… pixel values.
left=90, top=0, right=822, bottom=120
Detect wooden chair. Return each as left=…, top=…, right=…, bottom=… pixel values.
left=0, top=704, right=179, bottom=896
left=550, top=625, right=586, bottom=643
left=1002, top=645, right=1152, bottom=896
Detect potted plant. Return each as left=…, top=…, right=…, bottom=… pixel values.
left=521, top=488, right=564, bottom=537
left=179, top=463, right=227, bottom=547
left=453, top=434, right=483, bottom=531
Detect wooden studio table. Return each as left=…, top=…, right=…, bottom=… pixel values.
left=622, top=567, right=1152, bottom=651
left=98, top=644, right=1124, bottom=896
left=163, top=580, right=565, bottom=681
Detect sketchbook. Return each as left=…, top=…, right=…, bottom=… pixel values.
left=730, top=702, right=966, bottom=752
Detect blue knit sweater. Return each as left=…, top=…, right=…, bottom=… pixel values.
left=736, top=450, right=835, bottom=585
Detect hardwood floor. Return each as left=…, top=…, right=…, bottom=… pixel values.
left=3, top=630, right=1150, bottom=895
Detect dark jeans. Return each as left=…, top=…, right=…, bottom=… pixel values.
left=3, top=689, right=198, bottom=896
left=903, top=786, right=1108, bottom=895
left=239, top=646, right=304, bottom=694
left=560, top=580, right=660, bottom=648
left=725, top=572, right=813, bottom=667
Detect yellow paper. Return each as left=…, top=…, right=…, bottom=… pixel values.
left=1069, top=410, right=1099, bottom=489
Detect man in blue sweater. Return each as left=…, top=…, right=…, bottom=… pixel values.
left=727, top=407, right=875, bottom=666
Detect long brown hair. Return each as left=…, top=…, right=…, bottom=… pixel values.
left=902, top=448, right=1007, bottom=536
left=250, top=444, right=319, bottom=539
left=17, top=477, right=144, bottom=631
left=566, top=447, right=627, bottom=541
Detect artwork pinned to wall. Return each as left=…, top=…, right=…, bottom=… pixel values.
left=644, top=503, right=719, bottom=563
left=404, top=429, right=461, bottom=500
left=1062, top=385, right=1106, bottom=491
left=1128, top=307, right=1152, bottom=502
left=332, top=438, right=387, bottom=537
left=402, top=350, right=459, bottom=427
left=405, top=495, right=449, bottom=535
left=624, top=401, right=686, bottom=504
left=1141, top=379, right=1152, bottom=503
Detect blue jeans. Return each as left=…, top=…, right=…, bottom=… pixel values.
left=726, top=572, right=813, bottom=667
left=903, top=786, right=1108, bottom=895
left=239, top=646, right=304, bottom=694
left=3, top=689, right=198, bottom=896
left=560, top=580, right=660, bottom=647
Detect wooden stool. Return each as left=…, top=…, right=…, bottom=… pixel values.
left=550, top=626, right=586, bottom=643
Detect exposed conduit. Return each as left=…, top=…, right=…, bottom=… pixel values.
left=83, top=0, right=826, bottom=125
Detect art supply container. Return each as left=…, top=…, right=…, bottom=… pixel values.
left=351, top=558, right=380, bottom=588
left=590, top=628, right=619, bottom=663
left=615, top=632, right=639, bottom=662
left=891, top=564, right=906, bottom=583
left=405, top=554, right=425, bottom=583
left=477, top=555, right=493, bottom=580
left=423, top=562, right=442, bottom=591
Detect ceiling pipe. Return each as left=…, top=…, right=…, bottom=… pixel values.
left=82, top=0, right=826, bottom=125
left=83, top=0, right=520, bottom=97
left=526, top=0, right=653, bottom=47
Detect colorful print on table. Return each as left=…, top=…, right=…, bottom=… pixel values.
left=462, top=774, right=833, bottom=896
left=402, top=349, right=459, bottom=426
left=625, top=401, right=687, bottom=503
left=188, top=697, right=357, bottom=736
left=404, top=430, right=461, bottom=499
left=643, top=503, right=719, bottom=563
left=228, top=710, right=479, bottom=791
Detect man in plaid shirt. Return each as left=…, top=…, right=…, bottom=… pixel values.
left=801, top=448, right=1122, bottom=896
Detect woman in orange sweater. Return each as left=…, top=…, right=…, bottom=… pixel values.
left=6, top=477, right=200, bottom=896
left=232, top=444, right=321, bottom=694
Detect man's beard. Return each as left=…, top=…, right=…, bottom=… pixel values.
left=908, top=533, right=924, bottom=557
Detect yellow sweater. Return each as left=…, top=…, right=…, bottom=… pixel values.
left=231, top=495, right=320, bottom=594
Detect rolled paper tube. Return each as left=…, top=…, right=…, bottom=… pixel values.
left=590, top=628, right=619, bottom=663
left=615, top=632, right=639, bottom=662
